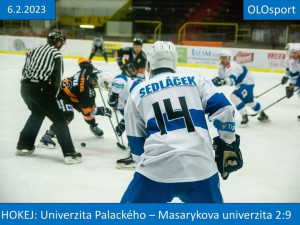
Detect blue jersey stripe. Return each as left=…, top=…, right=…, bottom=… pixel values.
left=289, top=71, right=299, bottom=77
left=235, top=66, right=248, bottom=85
left=115, top=74, right=128, bottom=81
left=130, top=80, right=141, bottom=93
left=205, top=93, right=231, bottom=117
left=229, top=75, right=237, bottom=85
left=127, top=136, right=145, bottom=156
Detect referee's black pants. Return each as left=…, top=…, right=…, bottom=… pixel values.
left=17, top=83, right=76, bottom=156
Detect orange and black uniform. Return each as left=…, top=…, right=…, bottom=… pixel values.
left=115, top=47, right=147, bottom=77
left=57, top=67, right=98, bottom=126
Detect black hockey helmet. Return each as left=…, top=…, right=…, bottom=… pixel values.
left=133, top=37, right=143, bottom=46
left=88, top=67, right=99, bottom=88
left=47, top=30, right=66, bottom=46
left=78, top=58, right=99, bottom=87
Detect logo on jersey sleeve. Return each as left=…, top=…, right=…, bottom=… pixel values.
left=112, top=83, right=125, bottom=89
left=66, top=104, right=73, bottom=111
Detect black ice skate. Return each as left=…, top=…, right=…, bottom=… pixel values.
left=90, top=125, right=104, bottom=136
left=258, top=111, right=269, bottom=122
left=116, top=153, right=135, bottom=169
left=241, top=115, right=249, bottom=125
left=38, top=130, right=56, bottom=149
left=64, top=152, right=83, bottom=164
left=298, top=115, right=300, bottom=121
left=16, top=145, right=35, bottom=156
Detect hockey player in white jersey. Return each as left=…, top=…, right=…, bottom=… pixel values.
left=280, top=43, right=294, bottom=85
left=101, top=73, right=142, bottom=168
left=212, top=50, right=269, bottom=125
left=284, top=43, right=300, bottom=120
left=121, top=41, right=243, bottom=203
left=285, top=43, right=300, bottom=96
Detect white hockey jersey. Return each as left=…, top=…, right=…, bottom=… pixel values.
left=218, top=60, right=255, bottom=86
left=287, top=58, right=300, bottom=85
left=284, top=55, right=291, bottom=78
left=124, top=72, right=236, bottom=183
left=109, top=74, right=141, bottom=112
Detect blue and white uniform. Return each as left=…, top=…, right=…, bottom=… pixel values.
left=283, top=55, right=291, bottom=80
left=218, top=61, right=261, bottom=115
left=122, top=72, right=236, bottom=203
left=109, top=74, right=141, bottom=115
left=287, top=58, right=300, bottom=88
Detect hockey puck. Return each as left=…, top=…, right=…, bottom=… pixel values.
left=81, top=142, right=86, bottom=147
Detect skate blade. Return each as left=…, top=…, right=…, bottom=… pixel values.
left=116, top=163, right=135, bottom=170
left=64, top=157, right=83, bottom=164
left=258, top=118, right=271, bottom=123
left=240, top=123, right=249, bottom=128
left=15, top=150, right=35, bottom=156
left=37, top=142, right=55, bottom=149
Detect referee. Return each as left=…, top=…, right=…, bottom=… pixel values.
left=16, top=30, right=82, bottom=164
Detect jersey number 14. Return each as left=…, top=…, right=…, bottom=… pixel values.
left=152, top=96, right=195, bottom=135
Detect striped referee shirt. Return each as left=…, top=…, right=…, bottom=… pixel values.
left=22, top=44, right=63, bottom=96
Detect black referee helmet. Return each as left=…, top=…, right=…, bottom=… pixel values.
left=47, top=30, right=66, bottom=46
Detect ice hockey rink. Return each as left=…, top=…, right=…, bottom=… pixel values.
left=0, top=53, right=299, bottom=203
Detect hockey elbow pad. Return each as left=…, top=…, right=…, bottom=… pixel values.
left=108, top=92, right=119, bottom=108
left=213, top=134, right=243, bottom=180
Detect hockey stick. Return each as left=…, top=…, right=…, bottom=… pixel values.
left=255, top=83, right=281, bottom=98
left=250, top=88, right=299, bottom=116
left=114, top=109, right=125, bottom=146
left=98, top=88, right=126, bottom=150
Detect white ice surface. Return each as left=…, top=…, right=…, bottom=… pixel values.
left=0, top=54, right=299, bottom=203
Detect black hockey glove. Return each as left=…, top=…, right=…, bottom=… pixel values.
left=286, top=86, right=294, bottom=98
left=116, top=119, right=125, bottom=136
left=213, top=134, right=243, bottom=180
left=120, top=64, right=130, bottom=77
left=212, top=77, right=226, bottom=87
left=108, top=92, right=119, bottom=108
left=281, top=76, right=289, bottom=85
left=97, top=107, right=112, bottom=118
left=126, top=63, right=136, bottom=75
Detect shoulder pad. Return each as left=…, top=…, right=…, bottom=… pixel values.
left=140, top=51, right=147, bottom=59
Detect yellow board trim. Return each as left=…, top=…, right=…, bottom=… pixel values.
left=0, top=50, right=285, bottom=73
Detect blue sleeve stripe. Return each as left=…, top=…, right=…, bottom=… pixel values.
left=213, top=120, right=235, bottom=132
left=129, top=80, right=141, bottom=93
left=296, top=77, right=300, bottom=87
left=235, top=66, right=248, bottom=85
left=119, top=109, right=124, bottom=116
left=115, top=74, right=128, bottom=81
left=127, top=136, right=145, bottom=156
left=289, top=71, right=299, bottom=77
left=229, top=75, right=237, bottom=84
left=205, top=93, right=231, bottom=117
